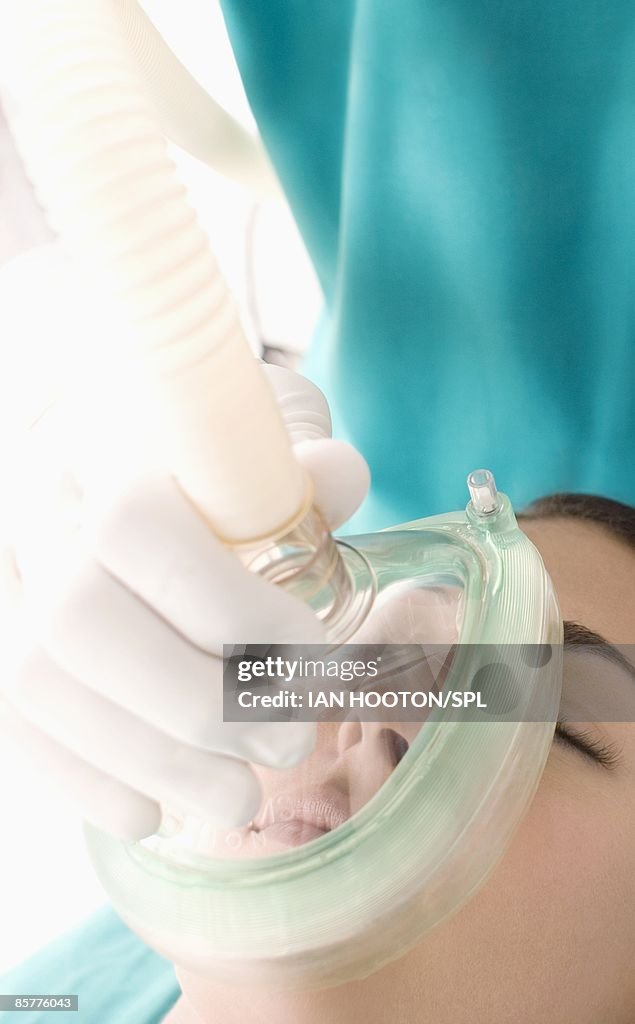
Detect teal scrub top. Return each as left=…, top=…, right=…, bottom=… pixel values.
left=221, top=0, right=635, bottom=531
left=0, top=909, right=178, bottom=1024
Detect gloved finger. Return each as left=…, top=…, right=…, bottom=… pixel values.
left=84, top=474, right=326, bottom=654
left=261, top=364, right=332, bottom=442
left=19, top=559, right=315, bottom=768
left=293, top=438, right=370, bottom=530
left=0, top=696, right=161, bottom=840
left=9, top=648, right=265, bottom=827
left=262, top=365, right=370, bottom=527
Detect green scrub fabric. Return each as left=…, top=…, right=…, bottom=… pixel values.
left=221, top=0, right=635, bottom=530
left=0, top=908, right=179, bottom=1023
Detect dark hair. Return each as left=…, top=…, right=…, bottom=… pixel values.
left=519, top=493, right=635, bottom=551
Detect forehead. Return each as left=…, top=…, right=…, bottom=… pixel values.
left=520, top=518, right=635, bottom=645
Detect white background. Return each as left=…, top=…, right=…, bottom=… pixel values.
left=0, top=0, right=319, bottom=975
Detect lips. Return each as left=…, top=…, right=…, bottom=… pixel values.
left=257, top=820, right=329, bottom=846
left=252, top=790, right=350, bottom=849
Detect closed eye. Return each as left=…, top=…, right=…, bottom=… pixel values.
left=554, top=721, right=622, bottom=772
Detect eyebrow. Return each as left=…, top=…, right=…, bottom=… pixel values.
left=563, top=620, right=635, bottom=683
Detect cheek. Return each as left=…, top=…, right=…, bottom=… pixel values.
left=474, top=757, right=635, bottom=993
left=512, top=753, right=635, bottom=905
left=406, top=756, right=635, bottom=1022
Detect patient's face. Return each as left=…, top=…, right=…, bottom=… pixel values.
left=178, top=518, right=635, bottom=1024
left=385, top=516, right=635, bottom=1024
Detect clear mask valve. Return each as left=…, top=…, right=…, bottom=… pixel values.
left=467, top=468, right=500, bottom=515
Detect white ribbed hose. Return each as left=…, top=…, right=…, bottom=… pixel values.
left=112, top=0, right=280, bottom=198
left=1, top=0, right=306, bottom=542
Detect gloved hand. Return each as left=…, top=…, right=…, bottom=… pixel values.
left=0, top=364, right=369, bottom=840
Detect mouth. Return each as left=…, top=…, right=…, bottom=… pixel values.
left=251, top=792, right=350, bottom=849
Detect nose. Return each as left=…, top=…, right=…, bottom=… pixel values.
left=336, top=718, right=363, bottom=754
left=336, top=719, right=410, bottom=768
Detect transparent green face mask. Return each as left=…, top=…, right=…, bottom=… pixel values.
left=85, top=471, right=563, bottom=989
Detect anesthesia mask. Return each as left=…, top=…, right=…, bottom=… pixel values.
left=84, top=468, right=562, bottom=988
left=2, top=0, right=561, bottom=992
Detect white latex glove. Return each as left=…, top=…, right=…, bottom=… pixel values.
left=0, top=365, right=369, bottom=840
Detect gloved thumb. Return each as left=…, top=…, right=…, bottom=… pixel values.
left=293, top=438, right=369, bottom=531
left=262, top=364, right=370, bottom=528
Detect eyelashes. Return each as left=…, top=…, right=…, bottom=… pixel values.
left=554, top=720, right=622, bottom=771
